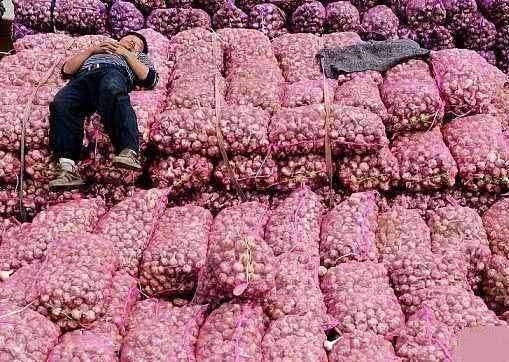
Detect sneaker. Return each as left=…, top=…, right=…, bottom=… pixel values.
left=112, top=149, right=142, bottom=171
left=49, top=170, right=85, bottom=191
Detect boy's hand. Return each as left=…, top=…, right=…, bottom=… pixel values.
left=100, top=40, right=133, bottom=58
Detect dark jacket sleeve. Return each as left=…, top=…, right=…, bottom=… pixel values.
left=136, top=53, right=159, bottom=90
left=137, top=68, right=159, bottom=89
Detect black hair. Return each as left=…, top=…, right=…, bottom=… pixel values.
left=123, top=32, right=149, bottom=54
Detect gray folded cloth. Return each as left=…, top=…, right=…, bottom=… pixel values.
left=318, top=39, right=430, bottom=78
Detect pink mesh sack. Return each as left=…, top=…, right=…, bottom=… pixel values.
left=0, top=198, right=106, bottom=273
left=195, top=301, right=266, bottom=361
left=225, top=58, right=283, bottom=115
left=334, top=77, right=388, bottom=122
left=328, top=331, right=400, bottom=362
left=395, top=306, right=457, bottom=362
left=264, top=187, right=324, bottom=256
left=322, top=31, right=363, bottom=48
left=391, top=127, right=458, bottom=191
left=146, top=8, right=211, bottom=39
left=0, top=261, right=41, bottom=307
left=376, top=206, right=431, bottom=264
left=443, top=114, right=509, bottom=193
left=95, top=188, right=169, bottom=276
left=361, top=5, right=399, bottom=40
left=213, top=3, right=249, bottom=29
left=151, top=106, right=270, bottom=158
left=0, top=85, right=58, bottom=107
left=429, top=205, right=491, bottom=290
left=53, top=0, right=108, bottom=35
left=419, top=25, right=455, bottom=50
left=385, top=59, right=431, bottom=82
left=274, top=154, right=331, bottom=192
left=122, top=300, right=207, bottom=362
left=325, top=1, right=360, bottom=32
left=217, top=28, right=275, bottom=66
left=12, top=0, right=53, bottom=32
left=0, top=151, right=20, bottom=184
left=398, top=286, right=504, bottom=333
left=337, top=146, right=400, bottom=192
left=388, top=249, right=470, bottom=297
left=481, top=254, right=509, bottom=313
left=320, top=262, right=404, bottom=338
left=140, top=206, right=212, bottom=298
left=214, top=154, right=279, bottom=191
left=0, top=300, right=60, bottom=361
left=272, top=33, right=322, bottom=83
left=320, top=261, right=389, bottom=292
left=168, top=28, right=223, bottom=73
left=404, top=0, right=446, bottom=27
left=483, top=198, right=509, bottom=259
left=262, top=314, right=328, bottom=361
left=431, top=49, right=507, bottom=116
left=281, top=79, right=336, bottom=108
left=34, top=233, right=118, bottom=330
left=84, top=184, right=139, bottom=209
left=291, top=1, right=326, bottom=34
left=263, top=252, right=329, bottom=325
left=91, top=271, right=141, bottom=338
left=320, top=192, right=379, bottom=268
left=169, top=187, right=272, bottom=217
left=381, top=78, right=444, bottom=134
left=130, top=0, right=166, bottom=13
left=47, top=330, right=118, bottom=362
left=387, top=188, right=498, bottom=218
left=4, top=181, right=84, bottom=217
left=326, top=287, right=404, bottom=337
left=149, top=154, right=213, bottom=193
left=197, top=202, right=275, bottom=301
left=0, top=105, right=50, bottom=152
left=269, top=104, right=389, bottom=158
left=0, top=57, right=67, bottom=88
left=167, top=73, right=226, bottom=110
left=108, top=0, right=144, bottom=39
left=248, top=3, right=287, bottom=39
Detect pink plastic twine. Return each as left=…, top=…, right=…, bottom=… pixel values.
left=182, top=304, right=208, bottom=362
left=233, top=303, right=250, bottom=362
left=120, top=286, right=136, bottom=334
left=421, top=305, right=454, bottom=361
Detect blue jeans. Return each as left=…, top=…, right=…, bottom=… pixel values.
left=49, top=64, right=139, bottom=160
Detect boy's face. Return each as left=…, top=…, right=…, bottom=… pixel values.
left=119, top=35, right=144, bottom=52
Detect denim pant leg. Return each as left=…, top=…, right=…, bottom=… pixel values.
left=96, top=68, right=140, bottom=154
left=49, top=77, right=91, bottom=160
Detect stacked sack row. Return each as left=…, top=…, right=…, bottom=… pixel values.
left=154, top=30, right=509, bottom=208
left=0, top=29, right=172, bottom=216
left=2, top=27, right=509, bottom=218
left=10, top=0, right=509, bottom=75
left=1, top=186, right=509, bottom=360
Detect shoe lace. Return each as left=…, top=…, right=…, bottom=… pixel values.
left=57, top=170, right=78, bottom=181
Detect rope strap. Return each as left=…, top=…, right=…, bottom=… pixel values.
left=321, top=55, right=334, bottom=206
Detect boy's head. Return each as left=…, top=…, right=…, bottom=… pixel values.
left=119, top=32, right=149, bottom=54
